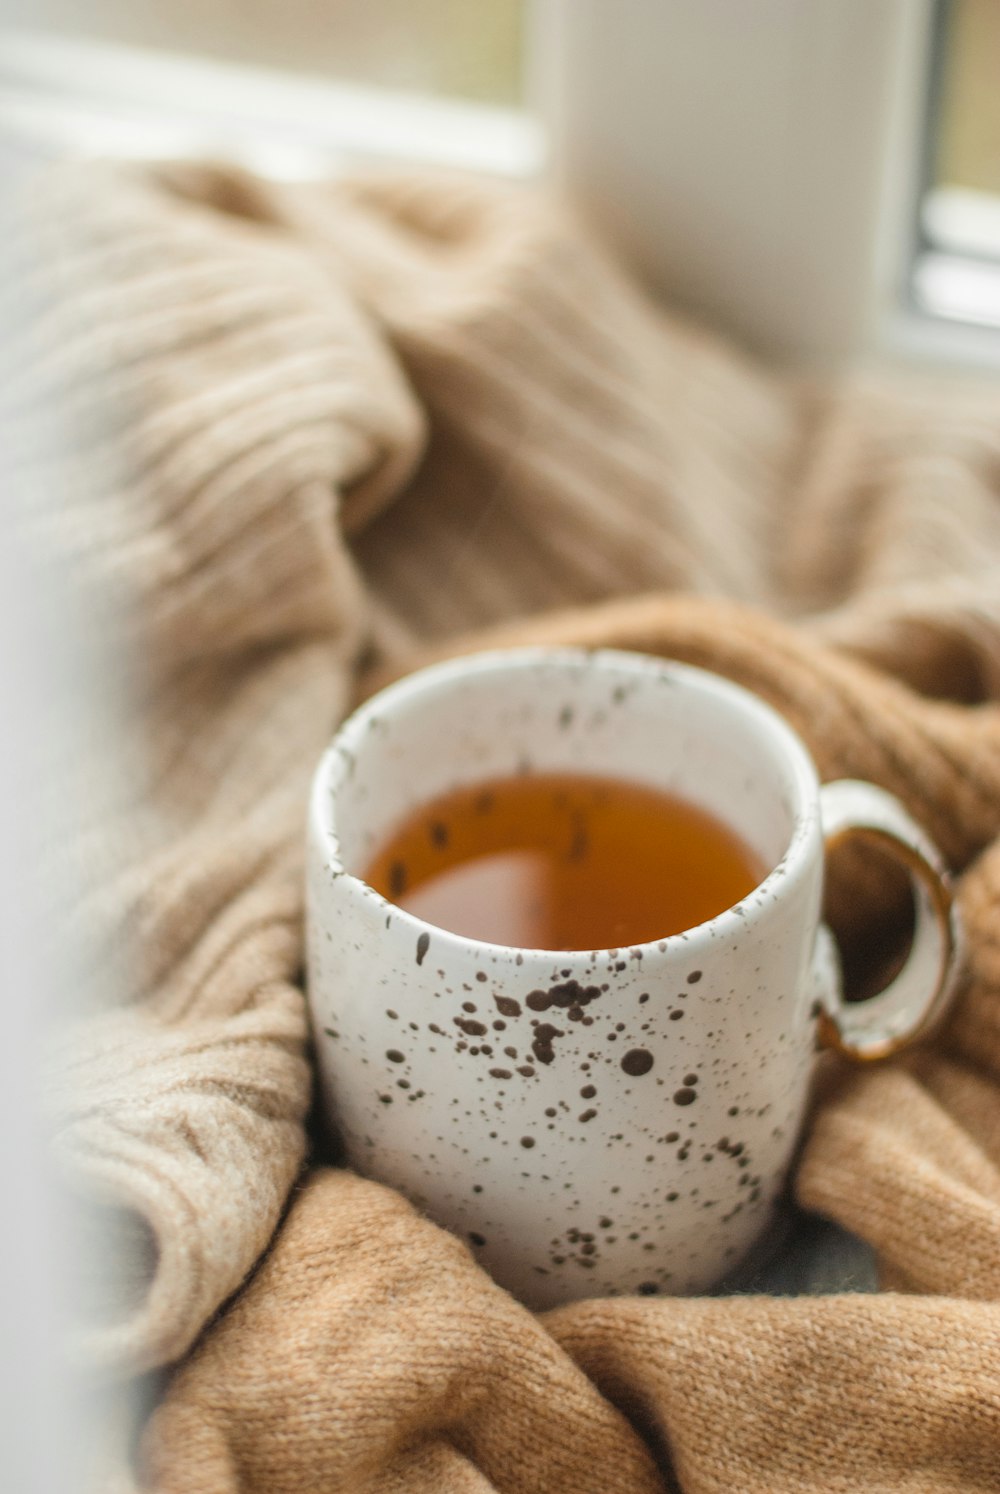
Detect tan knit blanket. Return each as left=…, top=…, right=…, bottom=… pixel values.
left=23, top=163, right=1000, bottom=1492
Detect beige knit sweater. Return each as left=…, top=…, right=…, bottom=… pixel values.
left=17, top=161, right=1000, bottom=1491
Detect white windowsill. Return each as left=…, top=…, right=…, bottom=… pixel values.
left=883, top=301, right=1000, bottom=375
left=0, top=29, right=546, bottom=180
left=922, top=186, right=1000, bottom=262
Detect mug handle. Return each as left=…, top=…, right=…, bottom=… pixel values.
left=815, top=780, right=963, bottom=1063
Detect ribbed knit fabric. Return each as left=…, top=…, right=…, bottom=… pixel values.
left=14, top=162, right=1000, bottom=1491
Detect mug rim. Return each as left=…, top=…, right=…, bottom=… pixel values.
left=310, top=647, right=821, bottom=962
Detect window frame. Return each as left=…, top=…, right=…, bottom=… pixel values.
left=907, top=0, right=1000, bottom=344
left=536, top=0, right=1000, bottom=370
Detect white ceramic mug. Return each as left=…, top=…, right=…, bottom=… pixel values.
left=306, top=650, right=960, bottom=1307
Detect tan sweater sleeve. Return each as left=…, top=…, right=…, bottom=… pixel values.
left=19, top=161, right=424, bottom=1372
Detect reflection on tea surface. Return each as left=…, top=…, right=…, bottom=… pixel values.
left=364, top=772, right=764, bottom=949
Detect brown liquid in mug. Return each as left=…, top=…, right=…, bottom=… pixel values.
left=363, top=773, right=765, bottom=950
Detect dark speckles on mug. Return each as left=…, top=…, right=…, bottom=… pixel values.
left=415, top=932, right=430, bottom=966
left=454, top=1017, right=487, bottom=1037
left=469, top=1231, right=486, bottom=1247
left=687, top=970, right=703, bottom=984
left=673, top=1087, right=697, bottom=1106
left=578, top=1109, right=597, bottom=1123
left=525, top=980, right=603, bottom=1017
left=494, top=995, right=522, bottom=1017
left=531, top=1023, right=564, bottom=1065
left=621, top=1049, right=654, bottom=1077
left=386, top=1050, right=405, bottom=1064
left=520, top=1136, right=536, bottom=1149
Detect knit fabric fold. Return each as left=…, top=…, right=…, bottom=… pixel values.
left=17, top=161, right=1000, bottom=1488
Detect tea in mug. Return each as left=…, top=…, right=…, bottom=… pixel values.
left=363, top=772, right=764, bottom=950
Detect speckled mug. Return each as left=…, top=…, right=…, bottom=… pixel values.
left=306, top=649, right=960, bottom=1307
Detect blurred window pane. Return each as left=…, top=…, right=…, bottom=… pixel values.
left=27, top=0, right=525, bottom=105
left=933, top=0, right=1000, bottom=199
left=915, top=0, right=1000, bottom=329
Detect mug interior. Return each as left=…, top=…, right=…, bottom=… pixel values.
left=325, top=649, right=817, bottom=938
